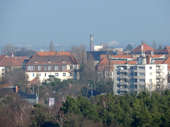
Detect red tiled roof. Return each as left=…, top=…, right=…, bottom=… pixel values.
left=160, top=46, right=170, bottom=54
left=26, top=52, right=78, bottom=65
left=0, top=84, right=10, bottom=89
left=155, top=60, right=164, bottom=64
left=163, top=57, right=170, bottom=64
left=127, top=61, right=137, bottom=64
left=132, top=43, right=154, bottom=52
left=0, top=57, right=29, bottom=66
left=100, top=54, right=132, bottom=60
left=111, top=55, right=132, bottom=58
left=0, top=55, right=6, bottom=62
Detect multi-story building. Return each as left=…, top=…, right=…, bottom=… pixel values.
left=0, top=55, right=28, bottom=78
left=25, top=52, right=79, bottom=83
left=113, top=55, right=168, bottom=95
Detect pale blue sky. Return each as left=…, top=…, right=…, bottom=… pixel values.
left=0, top=0, right=170, bottom=51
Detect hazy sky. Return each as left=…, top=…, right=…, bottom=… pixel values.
left=0, top=0, right=170, bottom=50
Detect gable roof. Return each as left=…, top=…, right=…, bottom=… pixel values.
left=0, top=56, right=29, bottom=66
left=163, top=56, right=170, bottom=64
left=26, top=51, right=78, bottom=65
left=0, top=55, right=6, bottom=62
left=132, top=43, right=154, bottom=53
left=127, top=61, right=137, bottom=64
left=159, top=46, right=170, bottom=54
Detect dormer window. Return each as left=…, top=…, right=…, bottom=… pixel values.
left=62, top=61, right=66, bottom=63
left=62, top=65, right=66, bottom=70
left=48, top=61, right=51, bottom=63
left=34, top=61, right=38, bottom=63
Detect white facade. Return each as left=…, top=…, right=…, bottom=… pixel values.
left=113, top=64, right=168, bottom=95
left=0, top=67, right=5, bottom=78
left=94, top=45, right=103, bottom=51
left=26, top=64, right=79, bottom=82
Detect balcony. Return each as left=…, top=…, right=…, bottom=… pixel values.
left=156, top=69, right=162, bottom=72
left=156, top=75, right=162, bottom=78
left=119, top=69, right=128, bottom=72
left=119, top=88, right=129, bottom=92
left=120, top=75, right=128, bottom=78
left=119, top=82, right=128, bottom=85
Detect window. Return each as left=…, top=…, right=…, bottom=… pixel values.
left=70, top=65, right=73, bottom=70
left=130, top=73, right=133, bottom=76
left=103, top=67, right=105, bottom=70
left=2, top=73, right=4, bottom=76
left=130, top=79, right=133, bottom=82
left=149, top=79, right=152, bottom=82
left=54, top=66, right=59, bottom=70
left=38, top=66, right=41, bottom=71
left=62, top=65, right=66, bottom=70
left=162, top=72, right=164, bottom=76
left=130, top=67, right=133, bottom=69
left=130, top=85, right=134, bottom=88
left=139, top=67, right=145, bottom=70
left=38, top=73, right=41, bottom=76
left=45, top=73, right=46, bottom=77
left=27, top=66, right=35, bottom=71
left=2, top=69, right=4, bottom=71
left=149, top=66, right=152, bottom=69
left=48, top=66, right=51, bottom=70
left=44, top=66, right=47, bottom=71
left=99, top=67, right=101, bottom=70
left=149, top=72, right=152, bottom=76
left=139, top=73, right=145, bottom=76
left=55, top=73, right=59, bottom=77
left=33, top=73, right=34, bottom=77
left=139, top=79, right=145, bottom=82
left=70, top=73, right=72, bottom=76
left=63, top=73, right=66, bottom=77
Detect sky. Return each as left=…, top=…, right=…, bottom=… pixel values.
left=0, top=0, right=170, bottom=51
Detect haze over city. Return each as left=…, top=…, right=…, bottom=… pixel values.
left=0, top=0, right=170, bottom=51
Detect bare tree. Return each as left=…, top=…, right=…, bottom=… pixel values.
left=1, top=43, right=15, bottom=56
left=49, top=40, right=55, bottom=52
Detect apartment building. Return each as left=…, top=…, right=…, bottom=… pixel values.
left=113, top=56, right=168, bottom=95
left=25, top=52, right=79, bottom=83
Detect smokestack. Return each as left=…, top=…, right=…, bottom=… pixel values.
left=146, top=55, right=150, bottom=64
left=90, top=34, right=93, bottom=51
left=15, top=86, right=18, bottom=93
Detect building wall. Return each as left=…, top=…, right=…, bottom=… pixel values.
left=26, top=64, right=79, bottom=82
left=0, top=67, right=5, bottom=78
left=113, top=64, right=168, bottom=95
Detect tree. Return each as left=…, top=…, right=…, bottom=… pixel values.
left=1, top=43, right=15, bottom=56
left=14, top=48, right=36, bottom=57
left=152, top=40, right=157, bottom=50
left=158, top=44, right=163, bottom=50
left=125, top=44, right=133, bottom=51
left=49, top=40, right=55, bottom=52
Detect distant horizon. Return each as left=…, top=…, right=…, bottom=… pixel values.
left=0, top=0, right=170, bottom=49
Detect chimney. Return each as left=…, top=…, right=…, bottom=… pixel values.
left=146, top=55, right=150, bottom=64
left=90, top=34, right=93, bottom=51
left=15, top=86, right=18, bottom=93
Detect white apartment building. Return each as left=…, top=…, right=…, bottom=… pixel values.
left=113, top=56, right=168, bottom=95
